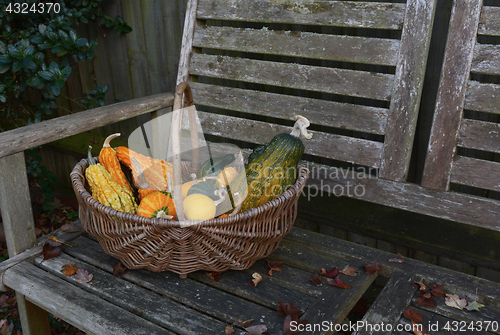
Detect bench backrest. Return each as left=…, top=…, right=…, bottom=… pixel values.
left=177, top=0, right=437, bottom=182
left=422, top=0, right=500, bottom=196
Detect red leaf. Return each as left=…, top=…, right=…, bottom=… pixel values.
left=42, top=240, right=61, bottom=261
left=277, top=301, right=303, bottom=319
left=74, top=269, right=93, bottom=284
left=364, top=263, right=380, bottom=275
left=415, top=293, right=437, bottom=308
left=282, top=315, right=308, bottom=334
left=403, top=309, right=423, bottom=323
left=310, top=273, right=322, bottom=286
left=206, top=271, right=221, bottom=282
left=319, top=267, right=339, bottom=279
left=244, top=324, right=267, bottom=334
left=431, top=283, right=445, bottom=298
left=328, top=278, right=352, bottom=289
left=225, top=325, right=234, bottom=334
left=265, top=260, right=283, bottom=276
left=112, top=262, right=127, bottom=276
left=389, top=253, right=406, bottom=263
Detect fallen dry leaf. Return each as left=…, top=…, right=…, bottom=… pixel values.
left=282, top=314, right=308, bottom=334
left=430, top=283, right=445, bottom=298
left=244, top=324, right=267, bottom=334
left=340, top=265, right=358, bottom=276
left=225, top=324, right=235, bottom=334
left=74, top=269, right=93, bottom=284
left=319, top=267, right=339, bottom=279
left=415, top=292, right=437, bottom=308
left=413, top=281, right=427, bottom=292
left=42, top=239, right=61, bottom=261
left=310, top=273, right=322, bottom=286
left=328, top=278, right=352, bottom=289
left=403, top=309, right=423, bottom=323
left=112, top=262, right=127, bottom=276
left=364, top=263, right=380, bottom=275
left=278, top=301, right=303, bottom=320
left=62, top=263, right=79, bottom=276
left=206, top=271, right=221, bottom=282
left=249, top=272, right=263, bottom=287
left=265, top=260, right=283, bottom=276
left=465, top=300, right=485, bottom=311
left=389, top=253, right=406, bottom=263
left=445, top=294, right=468, bottom=310
left=0, top=319, right=13, bottom=335
left=411, top=320, right=428, bottom=335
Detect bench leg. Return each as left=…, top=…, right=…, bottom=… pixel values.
left=16, top=293, right=51, bottom=335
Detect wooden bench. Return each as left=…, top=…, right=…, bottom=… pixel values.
left=1, top=0, right=500, bottom=334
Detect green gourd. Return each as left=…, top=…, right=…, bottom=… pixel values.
left=187, top=180, right=219, bottom=200
left=198, top=154, right=236, bottom=178
left=230, top=116, right=312, bottom=213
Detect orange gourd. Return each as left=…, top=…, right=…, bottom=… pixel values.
left=98, top=134, right=134, bottom=194
left=137, top=191, right=176, bottom=219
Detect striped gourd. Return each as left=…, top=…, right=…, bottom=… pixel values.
left=98, top=133, right=134, bottom=194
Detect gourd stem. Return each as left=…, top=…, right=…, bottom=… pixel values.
left=103, top=133, right=121, bottom=148
left=214, top=188, right=227, bottom=206
left=290, top=115, right=312, bottom=139
left=87, top=145, right=95, bottom=165
left=156, top=210, right=173, bottom=220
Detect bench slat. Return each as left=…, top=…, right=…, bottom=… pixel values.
left=471, top=43, right=500, bottom=75
left=190, top=82, right=388, bottom=135
left=458, top=119, right=500, bottom=154
left=464, top=81, right=500, bottom=114
left=193, top=26, right=400, bottom=66
left=451, top=156, right=500, bottom=192
left=4, top=262, right=171, bottom=335
left=353, top=271, right=419, bottom=335
left=197, top=0, right=405, bottom=30
left=196, top=111, right=384, bottom=167
left=35, top=253, right=226, bottom=335
left=478, top=6, right=500, bottom=36
left=189, top=53, right=394, bottom=101
left=421, top=0, right=483, bottom=190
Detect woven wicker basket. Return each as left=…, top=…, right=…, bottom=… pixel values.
left=70, top=83, right=309, bottom=276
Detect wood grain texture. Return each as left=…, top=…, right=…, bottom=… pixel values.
left=379, top=0, right=438, bottom=181
left=196, top=111, right=384, bottom=167
left=190, top=82, right=388, bottom=134
left=4, top=262, right=171, bottom=335
left=464, top=81, right=500, bottom=114
left=451, top=156, right=500, bottom=192
left=177, top=0, right=199, bottom=85
left=458, top=118, right=500, bottom=154
left=421, top=0, right=483, bottom=190
left=478, top=6, right=500, bottom=36
left=304, top=162, right=500, bottom=231
left=189, top=53, right=394, bottom=101
left=196, top=0, right=405, bottom=30
left=471, top=43, right=500, bottom=75
left=193, top=25, right=400, bottom=66
left=0, top=93, right=173, bottom=159
left=352, top=271, right=418, bottom=335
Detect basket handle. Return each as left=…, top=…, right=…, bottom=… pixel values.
left=172, top=82, right=199, bottom=222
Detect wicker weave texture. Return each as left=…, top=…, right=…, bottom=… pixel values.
left=71, top=159, right=308, bottom=275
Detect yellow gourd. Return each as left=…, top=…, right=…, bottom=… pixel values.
left=181, top=180, right=203, bottom=199
left=183, top=194, right=216, bottom=220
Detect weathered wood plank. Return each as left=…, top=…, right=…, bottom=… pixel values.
left=4, top=262, right=172, bottom=335
left=478, top=6, right=500, bottom=36
left=64, top=236, right=296, bottom=335
left=458, top=119, right=500, bottom=154
left=196, top=111, right=384, bottom=167
left=303, top=162, right=500, bottom=231
left=463, top=81, right=500, bottom=114
left=193, top=26, right=400, bottom=66
left=177, top=0, right=199, bottom=84
left=0, top=93, right=173, bottom=159
left=421, top=0, right=483, bottom=190
left=379, top=0, right=438, bottom=181
left=471, top=43, right=500, bottom=75
left=450, top=156, right=500, bottom=192
left=197, top=0, right=405, bottom=30
left=283, top=228, right=500, bottom=308
left=190, top=82, right=388, bottom=135
left=353, top=271, right=419, bottom=335
left=35, top=253, right=226, bottom=334
left=189, top=53, right=394, bottom=101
